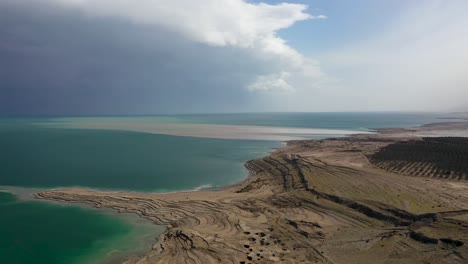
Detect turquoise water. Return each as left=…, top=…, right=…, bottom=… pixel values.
left=0, top=191, right=161, bottom=264
left=163, top=112, right=445, bottom=129
left=0, top=123, right=280, bottom=191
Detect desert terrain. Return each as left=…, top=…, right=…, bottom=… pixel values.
left=36, top=122, right=468, bottom=264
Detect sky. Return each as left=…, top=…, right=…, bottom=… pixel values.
left=0, top=0, right=467, bottom=116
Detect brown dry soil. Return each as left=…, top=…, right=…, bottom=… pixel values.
left=36, top=122, right=468, bottom=264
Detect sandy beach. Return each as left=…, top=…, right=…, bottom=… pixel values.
left=36, top=122, right=468, bottom=264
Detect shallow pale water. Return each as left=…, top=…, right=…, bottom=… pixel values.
left=39, top=112, right=445, bottom=141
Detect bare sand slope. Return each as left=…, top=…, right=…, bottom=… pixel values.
left=36, top=122, right=468, bottom=264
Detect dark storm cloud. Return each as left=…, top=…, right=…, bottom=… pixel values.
left=0, top=1, right=273, bottom=116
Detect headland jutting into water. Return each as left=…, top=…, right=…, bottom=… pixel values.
left=36, top=122, right=468, bottom=264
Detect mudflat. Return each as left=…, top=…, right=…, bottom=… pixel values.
left=36, top=122, right=468, bottom=264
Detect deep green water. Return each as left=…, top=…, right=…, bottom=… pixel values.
left=0, top=191, right=161, bottom=264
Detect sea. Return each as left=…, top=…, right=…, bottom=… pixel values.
left=0, top=112, right=450, bottom=263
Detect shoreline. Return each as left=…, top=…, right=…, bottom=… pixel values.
left=0, top=186, right=165, bottom=264
left=34, top=121, right=468, bottom=263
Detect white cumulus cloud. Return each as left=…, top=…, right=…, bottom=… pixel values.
left=248, top=71, right=293, bottom=92
left=45, top=0, right=327, bottom=93
left=51, top=0, right=321, bottom=64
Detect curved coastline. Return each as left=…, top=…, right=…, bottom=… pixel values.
left=0, top=186, right=165, bottom=264
left=35, top=121, right=468, bottom=263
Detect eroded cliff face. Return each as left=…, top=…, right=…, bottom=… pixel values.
left=37, top=133, right=468, bottom=264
